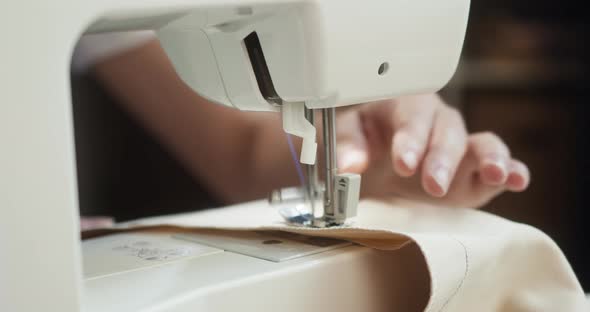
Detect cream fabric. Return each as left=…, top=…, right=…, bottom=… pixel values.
left=110, top=199, right=587, bottom=312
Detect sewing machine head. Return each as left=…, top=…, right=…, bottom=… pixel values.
left=125, top=1, right=470, bottom=226
left=85, top=2, right=471, bottom=227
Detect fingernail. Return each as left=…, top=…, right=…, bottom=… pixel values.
left=507, top=173, right=526, bottom=191
left=507, top=162, right=530, bottom=191
left=401, top=150, right=418, bottom=170
left=338, top=146, right=367, bottom=170
left=432, top=165, right=450, bottom=194
left=482, top=154, right=508, bottom=184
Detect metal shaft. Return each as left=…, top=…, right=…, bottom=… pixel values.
left=304, top=107, right=319, bottom=216
left=322, top=108, right=337, bottom=219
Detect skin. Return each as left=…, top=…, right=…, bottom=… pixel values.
left=337, top=98, right=529, bottom=208
left=81, top=40, right=530, bottom=230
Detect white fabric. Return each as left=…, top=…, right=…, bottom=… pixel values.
left=112, top=199, right=588, bottom=312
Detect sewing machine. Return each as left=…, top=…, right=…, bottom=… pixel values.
left=0, top=0, right=469, bottom=311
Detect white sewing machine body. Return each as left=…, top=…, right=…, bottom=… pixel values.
left=0, top=0, right=469, bottom=311
left=82, top=230, right=428, bottom=312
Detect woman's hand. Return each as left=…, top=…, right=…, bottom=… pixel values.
left=336, top=94, right=530, bottom=208
left=94, top=40, right=529, bottom=206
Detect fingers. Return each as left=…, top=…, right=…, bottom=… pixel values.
left=80, top=217, right=114, bottom=231
left=390, top=95, right=438, bottom=177
left=506, top=159, right=530, bottom=192
left=470, top=132, right=511, bottom=185
left=469, top=132, right=530, bottom=192
left=346, top=93, right=531, bottom=205
left=336, top=109, right=369, bottom=173
left=421, top=106, right=468, bottom=197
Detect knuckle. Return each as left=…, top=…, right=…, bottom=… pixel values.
left=470, top=131, right=511, bottom=156
left=475, top=131, right=501, bottom=142
left=444, top=105, right=461, bottom=116
left=428, top=140, right=465, bottom=157
left=396, top=117, right=430, bottom=137
left=444, top=107, right=466, bottom=126
left=406, top=122, right=430, bottom=137
left=431, top=128, right=468, bottom=153
left=417, top=93, right=442, bottom=105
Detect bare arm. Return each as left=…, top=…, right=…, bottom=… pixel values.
left=93, top=39, right=299, bottom=203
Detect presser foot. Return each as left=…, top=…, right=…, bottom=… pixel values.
left=271, top=106, right=360, bottom=228
left=269, top=174, right=360, bottom=229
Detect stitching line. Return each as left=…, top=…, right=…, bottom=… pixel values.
left=439, top=237, right=470, bottom=312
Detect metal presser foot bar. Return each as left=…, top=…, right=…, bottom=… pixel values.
left=270, top=107, right=361, bottom=228
left=319, top=107, right=339, bottom=226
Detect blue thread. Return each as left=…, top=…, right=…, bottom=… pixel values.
left=286, top=134, right=306, bottom=187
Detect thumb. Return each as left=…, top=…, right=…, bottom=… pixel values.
left=336, top=110, right=369, bottom=173
left=80, top=216, right=114, bottom=231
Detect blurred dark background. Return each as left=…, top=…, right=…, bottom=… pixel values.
left=440, top=0, right=589, bottom=291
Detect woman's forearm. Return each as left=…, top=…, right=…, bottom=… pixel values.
left=93, top=39, right=299, bottom=203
